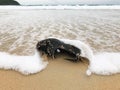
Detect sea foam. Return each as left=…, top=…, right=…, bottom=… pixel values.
left=0, top=50, right=48, bottom=75
left=87, top=52, right=120, bottom=76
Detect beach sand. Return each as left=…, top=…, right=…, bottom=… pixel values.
left=0, top=9, right=120, bottom=90
left=0, top=56, right=120, bottom=90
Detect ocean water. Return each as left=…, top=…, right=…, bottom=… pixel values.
left=0, top=6, right=120, bottom=10
left=15, top=0, right=120, bottom=6
left=0, top=8, right=120, bottom=55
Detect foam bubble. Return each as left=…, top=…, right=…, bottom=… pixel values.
left=86, top=69, right=92, bottom=76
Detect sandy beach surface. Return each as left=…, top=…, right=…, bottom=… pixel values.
left=1, top=56, right=120, bottom=90
left=0, top=9, right=120, bottom=90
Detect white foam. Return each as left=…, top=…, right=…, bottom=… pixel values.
left=87, top=52, right=120, bottom=75
left=0, top=50, right=48, bottom=75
